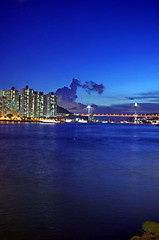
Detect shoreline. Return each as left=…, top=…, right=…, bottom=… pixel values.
left=0, top=119, right=41, bottom=123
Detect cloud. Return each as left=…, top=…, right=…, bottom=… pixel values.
left=56, top=95, right=86, bottom=113
left=55, top=79, right=80, bottom=102
left=55, top=78, right=104, bottom=103
left=57, top=96, right=159, bottom=115
left=81, top=81, right=104, bottom=94
left=55, top=78, right=104, bottom=113
left=55, top=81, right=159, bottom=114
left=126, top=91, right=159, bottom=102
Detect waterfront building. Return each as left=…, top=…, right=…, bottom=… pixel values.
left=39, top=92, right=44, bottom=118
left=20, top=86, right=57, bottom=118
left=10, top=87, right=19, bottom=111
left=0, top=87, right=19, bottom=116
left=46, top=92, right=57, bottom=117
left=0, top=85, right=57, bottom=119
left=0, top=100, right=1, bottom=117
left=0, top=90, right=3, bottom=116
left=20, top=85, right=34, bottom=118
left=0, top=90, right=5, bottom=116
left=5, top=89, right=11, bottom=112
left=11, top=87, right=19, bottom=112
left=33, top=91, right=57, bottom=118
left=33, top=91, right=39, bottom=118
left=20, top=88, right=25, bottom=117
left=0, top=89, right=5, bottom=98
left=2, top=97, right=5, bottom=116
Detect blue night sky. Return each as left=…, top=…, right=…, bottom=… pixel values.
left=0, top=0, right=159, bottom=113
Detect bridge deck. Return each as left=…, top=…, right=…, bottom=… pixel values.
left=81, top=114, right=159, bottom=117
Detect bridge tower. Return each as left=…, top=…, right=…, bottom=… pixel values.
left=86, top=105, right=94, bottom=122
left=134, top=103, right=138, bottom=123
left=87, top=105, right=91, bottom=115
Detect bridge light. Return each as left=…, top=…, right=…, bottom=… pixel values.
left=134, top=103, right=138, bottom=123
left=86, top=105, right=92, bottom=115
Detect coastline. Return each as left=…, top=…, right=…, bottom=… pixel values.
left=0, top=119, right=41, bottom=123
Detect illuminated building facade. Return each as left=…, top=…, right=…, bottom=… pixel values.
left=20, top=86, right=57, bottom=118
left=33, top=91, right=39, bottom=118
left=0, top=89, right=4, bottom=98
left=0, top=90, right=4, bottom=116
left=20, top=85, right=34, bottom=118
left=0, top=85, right=57, bottom=118
left=46, top=92, right=57, bottom=117
left=39, top=92, right=46, bottom=118
left=0, top=87, right=19, bottom=116
left=12, top=87, right=19, bottom=111
left=0, top=91, right=2, bottom=116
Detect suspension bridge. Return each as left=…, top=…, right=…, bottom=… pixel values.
left=81, top=104, right=159, bottom=119
left=81, top=114, right=159, bottom=117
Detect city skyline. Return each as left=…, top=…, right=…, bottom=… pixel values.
left=0, top=0, right=159, bottom=114
left=1, top=83, right=159, bottom=115
left=0, top=85, right=57, bottom=118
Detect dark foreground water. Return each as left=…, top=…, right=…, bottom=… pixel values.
left=0, top=123, right=159, bottom=240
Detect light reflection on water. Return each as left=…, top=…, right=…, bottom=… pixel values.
left=0, top=123, right=159, bottom=240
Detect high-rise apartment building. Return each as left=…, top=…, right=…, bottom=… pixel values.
left=33, top=91, right=39, bottom=118
left=0, top=90, right=3, bottom=116
left=0, top=89, right=4, bottom=98
left=5, top=87, right=19, bottom=111
left=0, top=87, right=19, bottom=116
left=20, top=85, right=34, bottom=118
left=0, top=90, right=5, bottom=116
left=46, top=92, right=57, bottom=117
left=0, top=85, right=57, bottom=118
left=11, top=87, right=19, bottom=111
left=39, top=92, right=46, bottom=118
left=5, top=89, right=11, bottom=112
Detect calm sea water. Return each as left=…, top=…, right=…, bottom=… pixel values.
left=0, top=122, right=159, bottom=240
